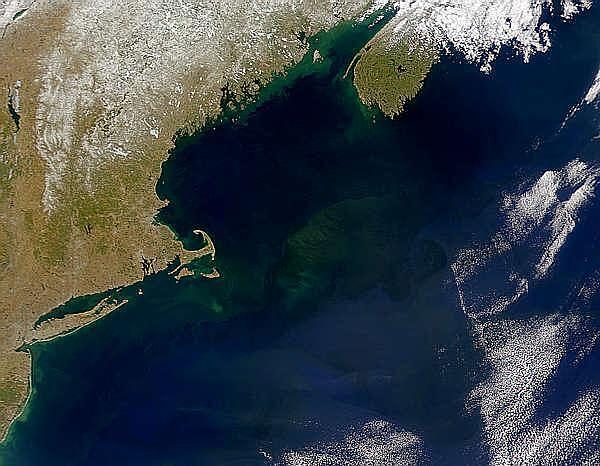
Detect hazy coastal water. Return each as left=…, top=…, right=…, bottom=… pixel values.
left=3, top=8, right=600, bottom=465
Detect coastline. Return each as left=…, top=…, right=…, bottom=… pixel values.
left=0, top=1, right=396, bottom=444
left=0, top=353, right=31, bottom=445
left=0, top=227, right=221, bottom=443
left=0, top=291, right=123, bottom=445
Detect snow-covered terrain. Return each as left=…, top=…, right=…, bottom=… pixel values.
left=32, top=0, right=373, bottom=211
left=1, top=1, right=597, bottom=458
left=387, top=0, right=592, bottom=72
left=2, top=0, right=589, bottom=211
left=0, top=0, right=35, bottom=36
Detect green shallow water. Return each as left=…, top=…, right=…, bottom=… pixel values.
left=4, top=6, right=600, bottom=465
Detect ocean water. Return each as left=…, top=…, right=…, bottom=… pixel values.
left=3, top=7, right=600, bottom=465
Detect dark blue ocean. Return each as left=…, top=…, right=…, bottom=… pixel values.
left=3, top=7, right=600, bottom=465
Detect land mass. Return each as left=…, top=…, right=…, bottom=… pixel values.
left=0, top=0, right=419, bottom=442
left=0, top=0, right=582, bottom=442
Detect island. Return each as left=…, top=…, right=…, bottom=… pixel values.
left=0, top=0, right=588, bottom=442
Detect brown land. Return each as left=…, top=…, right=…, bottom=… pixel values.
left=0, top=5, right=215, bottom=437
left=0, top=0, right=379, bottom=442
